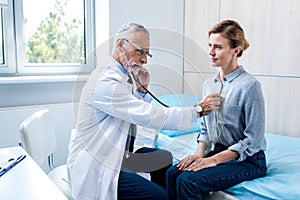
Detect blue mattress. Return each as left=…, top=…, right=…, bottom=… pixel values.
left=151, top=94, right=201, bottom=137
left=156, top=132, right=300, bottom=199
left=225, top=133, right=300, bottom=199
left=153, top=94, right=300, bottom=199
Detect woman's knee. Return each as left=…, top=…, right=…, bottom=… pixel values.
left=176, top=171, right=200, bottom=190
left=166, top=165, right=179, bottom=178
left=167, top=165, right=185, bottom=190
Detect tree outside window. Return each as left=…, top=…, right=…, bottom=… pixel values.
left=25, top=0, right=85, bottom=64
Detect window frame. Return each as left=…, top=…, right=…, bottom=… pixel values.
left=12, top=0, right=96, bottom=75
left=0, top=0, right=17, bottom=74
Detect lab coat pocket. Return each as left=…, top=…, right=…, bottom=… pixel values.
left=70, top=149, right=103, bottom=199
left=74, top=150, right=91, bottom=172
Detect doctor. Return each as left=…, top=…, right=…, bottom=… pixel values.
left=67, top=22, right=222, bottom=200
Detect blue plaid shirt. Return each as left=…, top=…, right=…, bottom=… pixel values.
left=197, top=66, right=266, bottom=161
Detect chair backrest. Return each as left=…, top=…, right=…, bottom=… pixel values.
left=19, top=109, right=57, bottom=166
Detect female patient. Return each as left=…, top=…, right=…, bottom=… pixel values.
left=166, top=19, right=267, bottom=200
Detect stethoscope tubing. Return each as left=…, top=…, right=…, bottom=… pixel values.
left=131, top=72, right=169, bottom=108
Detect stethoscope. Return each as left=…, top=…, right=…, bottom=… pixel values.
left=120, top=49, right=169, bottom=108
left=130, top=72, right=169, bottom=108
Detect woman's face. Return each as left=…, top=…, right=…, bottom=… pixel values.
left=208, top=33, right=237, bottom=68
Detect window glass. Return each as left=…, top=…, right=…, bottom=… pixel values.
left=0, top=9, right=4, bottom=65
left=23, top=0, right=85, bottom=64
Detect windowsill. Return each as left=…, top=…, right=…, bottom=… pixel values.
left=0, top=74, right=89, bottom=84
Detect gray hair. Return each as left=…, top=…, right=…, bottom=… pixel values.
left=113, top=22, right=150, bottom=50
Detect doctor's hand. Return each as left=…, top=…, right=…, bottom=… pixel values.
left=198, top=93, right=222, bottom=116
left=136, top=68, right=150, bottom=94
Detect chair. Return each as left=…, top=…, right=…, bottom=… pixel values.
left=19, top=109, right=73, bottom=200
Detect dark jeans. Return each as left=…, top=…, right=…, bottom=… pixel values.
left=166, top=143, right=267, bottom=200
left=118, top=147, right=173, bottom=200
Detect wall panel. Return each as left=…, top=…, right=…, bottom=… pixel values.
left=258, top=76, right=300, bottom=137
left=184, top=0, right=220, bottom=73
left=184, top=0, right=300, bottom=137
left=220, top=0, right=300, bottom=77
left=109, top=0, right=185, bottom=95
left=184, top=72, right=214, bottom=97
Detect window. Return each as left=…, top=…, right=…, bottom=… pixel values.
left=0, top=1, right=17, bottom=73
left=0, top=9, right=4, bottom=65
left=1, top=0, right=95, bottom=75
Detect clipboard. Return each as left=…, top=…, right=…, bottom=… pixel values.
left=0, top=154, right=26, bottom=177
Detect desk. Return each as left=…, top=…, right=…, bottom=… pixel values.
left=0, top=146, right=67, bottom=200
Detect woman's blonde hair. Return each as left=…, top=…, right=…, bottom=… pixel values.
left=208, top=20, right=249, bottom=57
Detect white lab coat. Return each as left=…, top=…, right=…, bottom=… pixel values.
left=67, top=60, right=196, bottom=200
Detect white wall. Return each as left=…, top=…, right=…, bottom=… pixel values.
left=109, top=0, right=185, bottom=95
left=0, top=78, right=84, bottom=148
left=184, top=0, right=300, bottom=137
left=0, top=103, right=75, bottom=172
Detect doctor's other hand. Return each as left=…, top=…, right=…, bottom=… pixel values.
left=198, top=93, right=222, bottom=116
left=136, top=68, right=150, bottom=93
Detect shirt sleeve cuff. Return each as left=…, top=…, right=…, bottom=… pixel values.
left=191, top=106, right=198, bottom=122
left=197, top=133, right=211, bottom=148
left=228, top=143, right=247, bottom=161
left=134, top=90, right=153, bottom=103
left=197, top=133, right=212, bottom=153
left=136, top=89, right=147, bottom=97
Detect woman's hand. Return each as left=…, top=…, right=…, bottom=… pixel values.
left=183, top=157, right=218, bottom=172
left=177, top=155, right=202, bottom=171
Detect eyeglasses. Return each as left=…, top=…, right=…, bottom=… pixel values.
left=124, top=39, right=152, bottom=58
